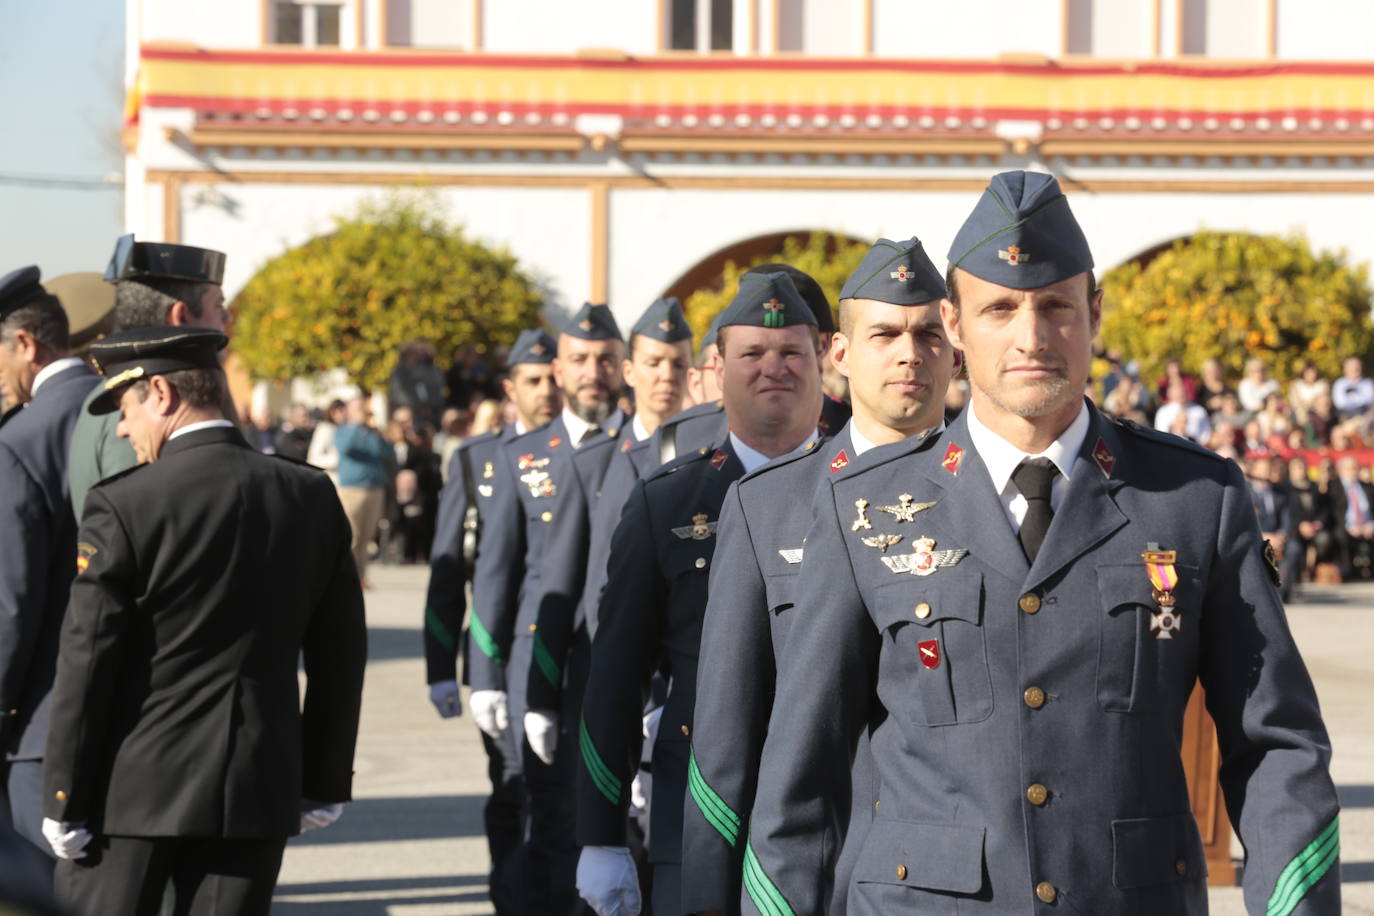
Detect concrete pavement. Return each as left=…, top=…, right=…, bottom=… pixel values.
left=271, top=565, right=1374, bottom=915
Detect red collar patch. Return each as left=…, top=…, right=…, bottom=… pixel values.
left=621, top=438, right=634, bottom=452
left=548, top=435, right=562, bottom=450
left=830, top=449, right=850, bottom=473
left=710, top=449, right=728, bottom=470
left=1093, top=437, right=1116, bottom=478
left=941, top=442, right=965, bottom=475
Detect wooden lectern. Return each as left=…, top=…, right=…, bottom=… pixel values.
left=1181, top=681, right=1238, bottom=886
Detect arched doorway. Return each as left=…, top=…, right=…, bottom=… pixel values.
left=659, top=229, right=868, bottom=303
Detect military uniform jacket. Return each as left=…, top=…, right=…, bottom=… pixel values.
left=423, top=427, right=515, bottom=688
left=746, top=404, right=1339, bottom=916
left=43, top=427, right=367, bottom=837
left=66, top=385, right=138, bottom=522
left=0, top=362, right=99, bottom=761
left=646, top=400, right=727, bottom=469
left=579, top=430, right=654, bottom=640
left=578, top=437, right=745, bottom=866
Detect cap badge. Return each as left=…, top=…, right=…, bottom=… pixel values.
left=658, top=319, right=673, bottom=332
left=882, top=537, right=969, bottom=576
left=830, top=450, right=850, bottom=473
left=579, top=319, right=594, bottom=332
left=710, top=449, right=728, bottom=470
left=861, top=533, right=904, bottom=553
left=879, top=494, right=936, bottom=523
left=890, top=265, right=914, bottom=281
left=672, top=512, right=718, bottom=540
left=941, top=442, right=965, bottom=475
left=530, top=343, right=546, bottom=355
left=1093, top=437, right=1116, bottom=477
left=1143, top=544, right=1181, bottom=639
left=762, top=298, right=784, bottom=328
left=998, top=245, right=1029, bottom=266
left=851, top=498, right=873, bottom=532
left=103, top=365, right=147, bottom=391
left=918, top=639, right=941, bottom=669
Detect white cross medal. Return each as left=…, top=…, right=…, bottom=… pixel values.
left=1143, top=545, right=1181, bottom=640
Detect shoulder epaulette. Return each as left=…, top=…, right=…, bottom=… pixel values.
left=90, top=462, right=148, bottom=489
left=1113, top=416, right=1226, bottom=462
left=739, top=436, right=829, bottom=485
left=458, top=429, right=501, bottom=455
left=644, top=444, right=712, bottom=483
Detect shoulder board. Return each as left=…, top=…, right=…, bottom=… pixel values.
left=458, top=430, right=502, bottom=454
left=644, top=444, right=712, bottom=483
left=661, top=400, right=726, bottom=429
left=1113, top=417, right=1226, bottom=462
left=739, top=436, right=830, bottom=485
left=90, top=462, right=148, bottom=489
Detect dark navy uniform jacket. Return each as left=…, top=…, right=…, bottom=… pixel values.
left=745, top=403, right=1339, bottom=916
left=578, top=436, right=753, bottom=869
left=0, top=362, right=99, bottom=761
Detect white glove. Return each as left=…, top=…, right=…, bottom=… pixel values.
left=525, top=709, right=559, bottom=765
left=641, top=707, right=662, bottom=755
left=41, top=818, right=92, bottom=860
left=300, top=803, right=344, bottom=833
left=577, top=845, right=642, bottom=916
left=428, top=680, right=462, bottom=719
left=470, top=689, right=509, bottom=739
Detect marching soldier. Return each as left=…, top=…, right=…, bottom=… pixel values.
left=42, top=327, right=366, bottom=915
left=745, top=171, right=1340, bottom=914
left=470, top=302, right=626, bottom=915
left=68, top=235, right=230, bottom=519
left=423, top=328, right=559, bottom=915
left=683, top=237, right=957, bottom=915
left=575, top=272, right=823, bottom=916
left=0, top=267, right=99, bottom=864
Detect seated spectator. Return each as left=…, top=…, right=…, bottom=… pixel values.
left=1287, top=455, right=1334, bottom=579
left=307, top=398, right=348, bottom=481
left=245, top=404, right=277, bottom=454
left=1102, top=374, right=1151, bottom=424
left=1196, top=357, right=1235, bottom=413
left=273, top=403, right=314, bottom=462
left=1207, top=419, right=1241, bottom=453
left=1155, top=358, right=1196, bottom=404
left=1242, top=419, right=1267, bottom=455
left=1330, top=422, right=1366, bottom=453
left=1256, top=393, right=1295, bottom=452
left=1154, top=381, right=1211, bottom=443
left=1287, top=362, right=1329, bottom=421
left=1237, top=357, right=1279, bottom=413
left=1303, top=392, right=1337, bottom=447
left=1211, top=390, right=1251, bottom=432
left=1331, top=356, right=1374, bottom=420
left=1246, top=454, right=1298, bottom=599
left=1330, top=455, right=1374, bottom=580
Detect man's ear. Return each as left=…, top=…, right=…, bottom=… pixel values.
left=166, top=300, right=191, bottom=326
left=830, top=332, right=853, bottom=380
left=149, top=375, right=179, bottom=416
left=940, top=299, right=963, bottom=350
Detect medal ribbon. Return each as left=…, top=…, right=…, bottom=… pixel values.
left=1145, top=562, right=1178, bottom=594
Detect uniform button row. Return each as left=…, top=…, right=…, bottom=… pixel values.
left=1026, top=783, right=1048, bottom=806
left=1035, top=881, right=1057, bottom=903
left=1023, top=686, right=1046, bottom=709
left=1019, top=593, right=1041, bottom=614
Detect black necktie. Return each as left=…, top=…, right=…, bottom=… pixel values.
left=1012, top=458, right=1059, bottom=564
left=579, top=426, right=601, bottom=446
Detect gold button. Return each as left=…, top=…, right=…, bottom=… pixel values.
left=1019, top=593, right=1041, bottom=614
left=1023, top=686, right=1046, bottom=709
left=681, top=725, right=690, bottom=736
left=1026, top=783, right=1048, bottom=806
left=1035, top=881, right=1057, bottom=903
left=695, top=557, right=707, bottom=569
left=541, top=511, right=553, bottom=522
left=54, top=790, right=67, bottom=802
left=1175, top=858, right=1188, bottom=876
left=914, top=602, right=931, bottom=619
left=895, top=864, right=908, bottom=880
left=528, top=624, right=537, bottom=632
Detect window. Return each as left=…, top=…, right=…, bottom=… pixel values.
left=667, top=0, right=734, bottom=51
left=271, top=0, right=343, bottom=47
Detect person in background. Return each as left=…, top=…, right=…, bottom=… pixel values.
left=435, top=406, right=470, bottom=480
left=1154, top=357, right=1195, bottom=403
left=1153, top=380, right=1211, bottom=443
left=1238, top=357, right=1279, bottom=413
left=1288, top=362, right=1328, bottom=421
left=1331, top=356, right=1374, bottom=420
left=1330, top=454, right=1374, bottom=580
left=390, top=340, right=446, bottom=427
left=335, top=396, right=395, bottom=585
left=392, top=424, right=443, bottom=564
left=470, top=398, right=504, bottom=438
left=1303, top=391, right=1336, bottom=447
left=273, top=403, right=314, bottom=462
left=245, top=404, right=277, bottom=455
left=1246, top=454, right=1298, bottom=600
left=1196, top=357, right=1234, bottom=413
left=307, top=398, right=348, bottom=482
left=1287, top=456, right=1333, bottom=582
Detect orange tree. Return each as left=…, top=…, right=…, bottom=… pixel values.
left=231, top=192, right=542, bottom=392
left=1100, top=231, right=1374, bottom=384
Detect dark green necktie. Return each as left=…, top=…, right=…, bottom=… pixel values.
left=1012, top=458, right=1059, bottom=564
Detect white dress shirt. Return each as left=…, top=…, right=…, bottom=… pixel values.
left=632, top=414, right=651, bottom=443
left=561, top=408, right=598, bottom=448
left=965, top=400, right=1090, bottom=533
left=169, top=418, right=236, bottom=441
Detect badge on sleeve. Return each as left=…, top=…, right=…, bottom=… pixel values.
left=1143, top=545, right=1181, bottom=639
left=76, top=542, right=98, bottom=575
left=918, top=639, right=940, bottom=669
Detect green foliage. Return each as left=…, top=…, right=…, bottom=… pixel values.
left=682, top=233, right=870, bottom=340
left=1100, top=231, right=1374, bottom=384
left=231, top=192, right=542, bottom=392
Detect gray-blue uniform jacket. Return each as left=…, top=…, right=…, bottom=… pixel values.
left=745, top=403, right=1339, bottom=916
left=0, top=363, right=99, bottom=761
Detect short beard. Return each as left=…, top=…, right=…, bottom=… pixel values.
left=572, top=398, right=613, bottom=425
left=977, top=375, right=1075, bottom=419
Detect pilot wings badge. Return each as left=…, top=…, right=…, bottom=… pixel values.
left=881, top=537, right=968, bottom=576
left=672, top=513, right=718, bottom=540
left=861, top=533, right=904, bottom=553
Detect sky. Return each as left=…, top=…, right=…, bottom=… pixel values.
left=1, top=0, right=127, bottom=280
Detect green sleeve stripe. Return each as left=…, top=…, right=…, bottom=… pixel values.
left=1266, top=816, right=1340, bottom=916
left=687, top=748, right=740, bottom=846
left=532, top=632, right=561, bottom=688
left=466, top=609, right=502, bottom=663
left=578, top=717, right=623, bottom=805
left=743, top=840, right=795, bottom=916
left=425, top=607, right=458, bottom=654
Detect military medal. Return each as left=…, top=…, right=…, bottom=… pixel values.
left=918, top=639, right=940, bottom=669
left=520, top=467, right=556, bottom=498
left=860, top=533, right=903, bottom=553
left=882, top=537, right=968, bottom=576
left=478, top=484, right=493, bottom=498
left=672, top=513, right=717, bottom=540
left=851, top=498, right=873, bottom=531
left=879, top=494, right=936, bottom=523
left=483, top=461, right=494, bottom=479
left=518, top=454, right=550, bottom=471
left=1143, top=545, right=1181, bottom=639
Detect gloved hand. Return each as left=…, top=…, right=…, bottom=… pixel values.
left=300, top=803, right=344, bottom=833
left=469, top=689, right=509, bottom=739
left=641, top=707, right=662, bottom=752
left=41, top=818, right=92, bottom=860
left=577, top=845, right=642, bottom=916
left=428, top=680, right=462, bottom=718
left=525, top=709, right=559, bottom=765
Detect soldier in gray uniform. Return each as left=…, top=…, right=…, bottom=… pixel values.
left=471, top=303, right=626, bottom=915
left=423, top=328, right=558, bottom=915
left=745, top=171, right=1340, bottom=915
left=683, top=236, right=956, bottom=916
left=67, top=235, right=230, bottom=519
left=575, top=273, right=823, bottom=916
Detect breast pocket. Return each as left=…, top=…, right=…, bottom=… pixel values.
left=1096, top=564, right=1202, bottom=714
left=871, top=573, right=991, bottom=727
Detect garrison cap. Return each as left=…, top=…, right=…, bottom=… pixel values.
left=838, top=237, right=947, bottom=305
left=717, top=272, right=817, bottom=331
left=746, top=263, right=834, bottom=333
left=947, top=170, right=1093, bottom=290
left=700, top=312, right=723, bottom=353
left=87, top=325, right=228, bottom=415
left=103, top=234, right=226, bottom=286
left=507, top=328, right=557, bottom=367
left=0, top=266, right=46, bottom=321
left=563, top=302, right=623, bottom=342
left=631, top=297, right=692, bottom=344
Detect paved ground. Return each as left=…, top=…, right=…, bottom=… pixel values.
left=271, top=565, right=1374, bottom=915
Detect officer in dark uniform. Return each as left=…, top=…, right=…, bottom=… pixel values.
left=471, top=303, right=626, bottom=915
left=42, top=327, right=367, bottom=916
left=67, top=235, right=229, bottom=519
left=423, top=328, right=559, bottom=915
left=0, top=268, right=99, bottom=864
left=575, top=272, right=823, bottom=916
left=745, top=172, right=1340, bottom=915
left=683, top=237, right=955, bottom=915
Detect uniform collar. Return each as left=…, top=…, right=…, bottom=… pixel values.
left=848, top=420, right=945, bottom=457
left=169, top=418, right=236, bottom=441
left=729, top=429, right=819, bottom=474
left=966, top=398, right=1089, bottom=497
left=30, top=357, right=86, bottom=399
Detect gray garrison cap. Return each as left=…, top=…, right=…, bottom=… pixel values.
left=746, top=262, right=834, bottom=333
left=631, top=297, right=692, bottom=344
left=947, top=171, right=1094, bottom=290
left=563, top=302, right=623, bottom=342
left=506, top=328, right=557, bottom=367
left=717, top=272, right=817, bottom=331
left=838, top=237, right=947, bottom=305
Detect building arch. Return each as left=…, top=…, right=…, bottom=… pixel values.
left=658, top=228, right=868, bottom=303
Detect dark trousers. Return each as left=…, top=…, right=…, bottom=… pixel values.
left=0, top=760, right=53, bottom=873
left=56, top=835, right=287, bottom=916
left=482, top=726, right=528, bottom=915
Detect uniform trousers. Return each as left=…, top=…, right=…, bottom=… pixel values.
left=481, top=727, right=528, bottom=915
left=336, top=485, right=385, bottom=581
left=56, top=835, right=287, bottom=916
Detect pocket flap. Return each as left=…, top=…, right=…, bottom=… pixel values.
left=1112, top=813, right=1208, bottom=889
left=852, top=818, right=986, bottom=894
left=764, top=573, right=796, bottom=613
left=872, top=572, right=982, bottom=630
